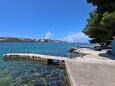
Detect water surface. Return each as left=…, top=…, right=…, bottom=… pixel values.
left=0, top=43, right=91, bottom=86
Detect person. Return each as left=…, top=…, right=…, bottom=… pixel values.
left=9, top=49, right=12, bottom=53
left=76, top=44, right=79, bottom=48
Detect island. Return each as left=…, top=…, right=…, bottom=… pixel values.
left=0, top=37, right=64, bottom=43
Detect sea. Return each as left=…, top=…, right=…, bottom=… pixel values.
left=0, top=43, right=92, bottom=86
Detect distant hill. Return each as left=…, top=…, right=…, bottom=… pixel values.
left=0, top=37, right=64, bottom=43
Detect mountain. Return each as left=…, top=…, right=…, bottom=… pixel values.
left=0, top=37, right=64, bottom=43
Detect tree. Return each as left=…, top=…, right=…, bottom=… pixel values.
left=87, top=0, right=115, bottom=12
left=83, top=0, right=115, bottom=47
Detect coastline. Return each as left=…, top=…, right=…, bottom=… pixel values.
left=3, top=46, right=115, bottom=86
left=2, top=43, right=115, bottom=86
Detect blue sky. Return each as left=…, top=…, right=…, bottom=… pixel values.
left=0, top=0, right=94, bottom=42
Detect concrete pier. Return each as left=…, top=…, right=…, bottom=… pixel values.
left=3, top=53, right=68, bottom=65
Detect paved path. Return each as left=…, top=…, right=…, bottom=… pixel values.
left=65, top=60, right=115, bottom=86
left=66, top=47, right=115, bottom=86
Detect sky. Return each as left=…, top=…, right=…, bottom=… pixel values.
left=0, top=0, right=95, bottom=43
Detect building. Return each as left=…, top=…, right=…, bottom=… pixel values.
left=112, top=38, right=115, bottom=55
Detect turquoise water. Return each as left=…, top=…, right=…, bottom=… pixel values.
left=0, top=43, right=91, bottom=86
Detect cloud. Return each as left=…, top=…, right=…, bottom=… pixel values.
left=63, top=32, right=89, bottom=43
left=44, top=32, right=52, bottom=39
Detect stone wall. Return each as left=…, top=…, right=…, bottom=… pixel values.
left=112, top=40, right=115, bottom=55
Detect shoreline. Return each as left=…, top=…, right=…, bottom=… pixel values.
left=3, top=47, right=115, bottom=86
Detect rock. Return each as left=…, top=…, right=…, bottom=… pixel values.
left=69, top=48, right=77, bottom=53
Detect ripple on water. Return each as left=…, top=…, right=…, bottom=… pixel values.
left=0, top=60, right=67, bottom=86
left=0, top=43, right=91, bottom=86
